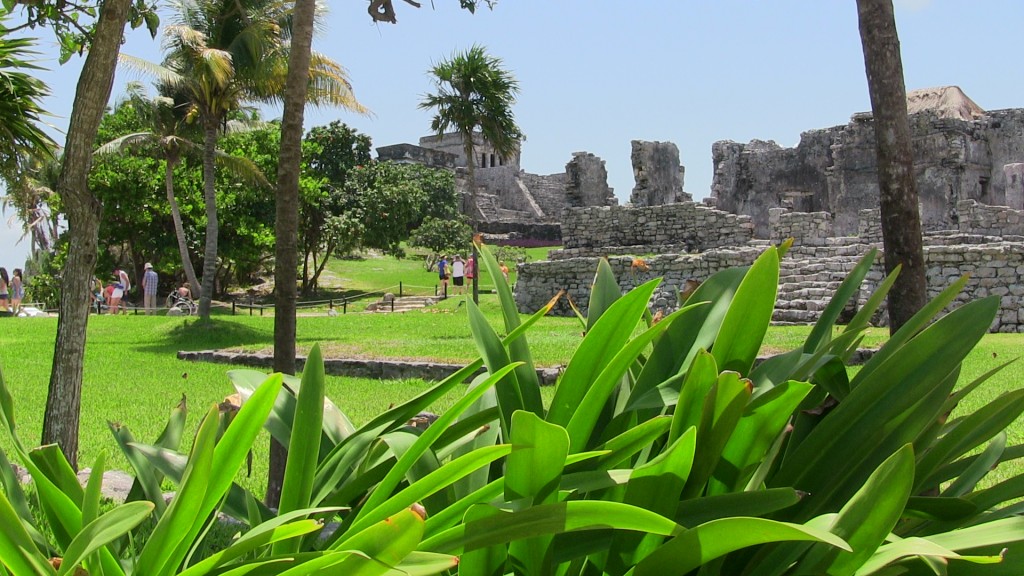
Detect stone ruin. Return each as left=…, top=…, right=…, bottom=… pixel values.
left=511, top=87, right=1024, bottom=333
left=376, top=136, right=690, bottom=239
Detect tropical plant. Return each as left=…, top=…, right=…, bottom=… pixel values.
left=0, top=355, right=458, bottom=575
left=123, top=0, right=365, bottom=320
left=0, top=26, right=56, bottom=190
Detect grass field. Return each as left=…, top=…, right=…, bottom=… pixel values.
left=2, top=248, right=1022, bottom=496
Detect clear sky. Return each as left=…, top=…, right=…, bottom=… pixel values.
left=3, top=0, right=1024, bottom=273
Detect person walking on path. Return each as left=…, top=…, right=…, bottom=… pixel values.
left=438, top=255, right=449, bottom=297
left=142, top=262, right=158, bottom=315
left=451, top=254, right=466, bottom=295
left=110, top=268, right=131, bottom=314
left=10, top=269, right=23, bottom=314
left=0, top=268, right=9, bottom=314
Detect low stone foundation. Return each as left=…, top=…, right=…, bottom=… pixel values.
left=177, top=350, right=563, bottom=385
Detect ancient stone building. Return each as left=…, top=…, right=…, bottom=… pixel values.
left=711, top=86, right=1024, bottom=237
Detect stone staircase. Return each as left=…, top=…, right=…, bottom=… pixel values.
left=773, top=249, right=875, bottom=324
left=365, top=295, right=441, bottom=313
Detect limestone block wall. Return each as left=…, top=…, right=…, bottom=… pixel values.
left=515, top=235, right=1024, bottom=332
left=858, top=209, right=883, bottom=243
left=957, top=199, right=1024, bottom=237
left=553, top=203, right=754, bottom=258
left=769, top=209, right=834, bottom=246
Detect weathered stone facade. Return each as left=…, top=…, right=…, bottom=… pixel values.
left=629, top=140, right=691, bottom=206
left=711, top=87, right=1024, bottom=237
left=550, top=202, right=753, bottom=260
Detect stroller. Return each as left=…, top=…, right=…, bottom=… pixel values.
left=167, top=290, right=197, bottom=316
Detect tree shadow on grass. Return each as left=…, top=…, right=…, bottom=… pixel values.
left=134, top=317, right=274, bottom=355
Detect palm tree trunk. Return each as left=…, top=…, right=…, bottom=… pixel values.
left=166, top=158, right=200, bottom=296
left=856, top=0, right=928, bottom=333
left=267, top=0, right=316, bottom=508
left=198, top=118, right=219, bottom=320
left=463, top=136, right=481, bottom=303
left=42, top=0, right=132, bottom=469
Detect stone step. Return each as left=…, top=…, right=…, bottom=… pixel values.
left=365, top=296, right=440, bottom=313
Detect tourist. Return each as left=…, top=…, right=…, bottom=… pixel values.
left=110, top=268, right=131, bottom=314
left=91, top=277, right=104, bottom=314
left=451, top=254, right=466, bottom=295
left=0, top=267, right=8, bottom=314
left=438, top=255, right=449, bottom=296
left=499, top=261, right=510, bottom=283
left=465, top=254, right=476, bottom=284
left=142, top=262, right=158, bottom=315
left=10, top=268, right=23, bottom=314
left=177, top=283, right=192, bottom=299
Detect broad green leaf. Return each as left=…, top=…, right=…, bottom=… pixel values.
left=548, top=278, right=661, bottom=426
left=675, top=488, right=802, bottom=527
left=506, top=411, right=569, bottom=502
left=798, top=445, right=915, bottom=576
left=57, top=502, right=154, bottom=576
left=856, top=536, right=1003, bottom=575
left=137, top=404, right=221, bottom=576
left=345, top=364, right=517, bottom=533
left=590, top=416, right=672, bottom=470
left=0, top=488, right=55, bottom=575
left=29, top=444, right=84, bottom=509
left=178, top=507, right=342, bottom=576
left=669, top=350, right=718, bottom=445
left=587, top=257, right=623, bottom=331
left=274, top=345, right=327, bottom=555
left=710, top=380, right=812, bottom=494
left=337, top=507, right=426, bottom=567
left=81, top=452, right=105, bottom=527
left=386, top=551, right=460, bottom=576
left=632, top=517, right=850, bottom=576
left=914, top=389, right=1024, bottom=494
left=468, top=297, right=525, bottom=435
left=457, top=504, right=507, bottom=576
left=342, top=444, right=512, bottom=544
left=108, top=422, right=167, bottom=514
left=942, top=433, right=1007, bottom=498
left=477, top=241, right=544, bottom=416
left=420, top=501, right=683, bottom=555
left=683, top=372, right=751, bottom=498
left=712, top=246, right=779, bottom=375
left=565, top=306, right=683, bottom=452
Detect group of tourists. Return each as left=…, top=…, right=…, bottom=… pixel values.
left=90, top=262, right=190, bottom=315
left=0, top=267, right=24, bottom=315
left=437, top=254, right=512, bottom=296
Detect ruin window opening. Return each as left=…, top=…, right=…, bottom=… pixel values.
left=980, top=176, right=990, bottom=201
left=480, top=153, right=486, bottom=168
left=490, top=153, right=496, bottom=167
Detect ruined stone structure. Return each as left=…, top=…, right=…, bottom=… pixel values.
left=629, top=140, right=692, bottom=206
left=378, top=134, right=704, bottom=238
left=514, top=199, right=1024, bottom=333
left=711, top=87, right=1024, bottom=237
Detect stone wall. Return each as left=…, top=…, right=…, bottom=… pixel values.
left=957, top=199, right=1024, bottom=237
left=769, top=209, right=833, bottom=246
left=711, top=106, right=1024, bottom=237
left=565, top=152, right=617, bottom=208
left=551, top=202, right=754, bottom=259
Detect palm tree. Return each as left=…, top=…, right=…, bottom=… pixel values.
left=0, top=32, right=56, bottom=190
left=3, top=151, right=60, bottom=258
left=127, top=0, right=364, bottom=320
left=419, top=44, right=523, bottom=301
left=95, top=81, right=270, bottom=297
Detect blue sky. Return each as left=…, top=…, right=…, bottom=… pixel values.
left=4, top=0, right=1024, bottom=272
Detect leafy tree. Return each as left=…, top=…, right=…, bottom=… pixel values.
left=301, top=121, right=372, bottom=295
left=343, top=161, right=458, bottom=257
left=419, top=43, right=523, bottom=302
left=409, top=215, right=473, bottom=271
left=135, top=0, right=364, bottom=320
left=95, top=82, right=268, bottom=296
left=856, top=0, right=927, bottom=333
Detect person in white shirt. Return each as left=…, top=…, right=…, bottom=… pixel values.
left=451, top=254, right=466, bottom=295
